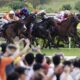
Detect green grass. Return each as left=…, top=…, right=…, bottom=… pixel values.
left=37, top=0, right=80, bottom=12
left=0, top=6, right=12, bottom=13
left=0, top=0, right=79, bottom=12
left=42, top=48, right=80, bottom=56
left=0, top=39, right=80, bottom=56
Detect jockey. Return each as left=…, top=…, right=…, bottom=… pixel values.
left=20, top=7, right=30, bottom=19
left=3, top=10, right=19, bottom=23
left=57, top=11, right=66, bottom=22
left=54, top=10, right=70, bottom=22
left=15, top=9, right=21, bottom=18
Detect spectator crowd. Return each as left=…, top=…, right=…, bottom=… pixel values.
left=0, top=39, right=80, bottom=80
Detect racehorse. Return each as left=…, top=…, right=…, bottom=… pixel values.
left=31, top=17, right=55, bottom=48
left=52, top=13, right=80, bottom=47
left=23, top=14, right=55, bottom=48
left=22, top=13, right=36, bottom=41
left=0, top=20, right=27, bottom=43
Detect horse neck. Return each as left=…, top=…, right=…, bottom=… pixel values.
left=43, top=19, right=51, bottom=29
left=13, top=23, right=19, bottom=35
left=24, top=16, right=32, bottom=25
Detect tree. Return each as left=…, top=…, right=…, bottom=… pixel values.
left=0, top=0, right=10, bottom=7
left=62, top=4, right=72, bottom=10
left=75, top=1, right=80, bottom=12
left=40, top=0, right=46, bottom=4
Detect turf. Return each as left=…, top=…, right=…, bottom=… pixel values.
left=42, top=48, right=80, bottom=56
left=38, top=0, right=80, bottom=12
left=0, top=39, right=80, bottom=56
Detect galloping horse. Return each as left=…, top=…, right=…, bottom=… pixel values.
left=23, top=14, right=55, bottom=48
left=31, top=17, right=55, bottom=48
left=52, top=13, right=80, bottom=46
left=0, top=20, right=27, bottom=43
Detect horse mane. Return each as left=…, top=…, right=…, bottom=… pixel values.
left=24, top=13, right=36, bottom=23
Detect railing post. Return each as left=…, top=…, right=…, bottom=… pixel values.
left=69, top=37, right=71, bottom=48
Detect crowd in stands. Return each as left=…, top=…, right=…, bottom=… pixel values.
left=0, top=39, right=80, bottom=80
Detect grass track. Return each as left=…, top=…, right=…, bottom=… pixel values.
left=42, top=48, right=80, bottom=56
left=0, top=39, right=80, bottom=56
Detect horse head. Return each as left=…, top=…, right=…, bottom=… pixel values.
left=68, top=14, right=79, bottom=25
left=24, top=13, right=36, bottom=24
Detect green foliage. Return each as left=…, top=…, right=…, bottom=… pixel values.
left=62, top=4, right=72, bottom=10
left=7, top=1, right=24, bottom=10
left=40, top=0, right=47, bottom=4
left=5, top=1, right=34, bottom=12
left=0, top=6, right=11, bottom=13
left=25, top=2, right=34, bottom=12
left=75, top=1, right=80, bottom=12
left=42, top=48, right=80, bottom=56
left=0, top=0, right=79, bottom=13
left=37, top=5, right=55, bottom=12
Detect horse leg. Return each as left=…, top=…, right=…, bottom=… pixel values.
left=51, top=36, right=59, bottom=48
left=6, top=37, right=14, bottom=43
left=35, top=38, right=39, bottom=46
left=42, top=39, right=46, bottom=49
left=56, top=37, right=60, bottom=47
left=73, top=34, right=80, bottom=47
left=56, top=36, right=65, bottom=48
left=45, top=37, right=52, bottom=49
left=47, top=31, right=55, bottom=49
left=31, top=36, right=37, bottom=46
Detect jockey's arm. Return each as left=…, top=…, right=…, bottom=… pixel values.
left=20, top=39, right=30, bottom=56
left=14, top=39, right=30, bottom=57
left=10, top=39, right=30, bottom=60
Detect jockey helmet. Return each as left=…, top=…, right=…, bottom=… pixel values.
left=9, top=10, right=15, bottom=15
left=21, top=7, right=29, bottom=14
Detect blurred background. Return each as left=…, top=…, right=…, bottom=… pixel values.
left=0, top=0, right=80, bottom=13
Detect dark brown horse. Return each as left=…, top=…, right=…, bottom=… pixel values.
left=0, top=20, right=27, bottom=43
left=23, top=14, right=55, bottom=48
left=23, top=13, right=36, bottom=39
left=52, top=14, right=80, bottom=47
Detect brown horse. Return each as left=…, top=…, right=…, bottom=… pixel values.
left=1, top=20, right=27, bottom=43
left=52, top=14, right=80, bottom=46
